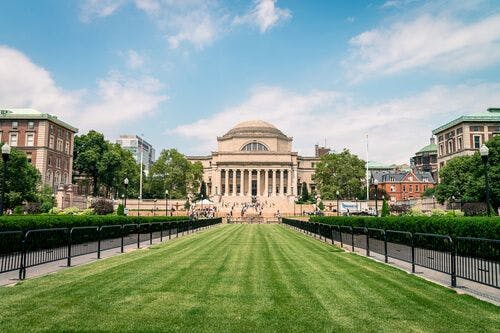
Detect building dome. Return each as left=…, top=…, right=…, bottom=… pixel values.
left=222, top=120, right=288, bottom=139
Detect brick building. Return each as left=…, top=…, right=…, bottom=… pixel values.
left=432, top=107, right=500, bottom=172
left=371, top=170, right=435, bottom=202
left=0, top=108, right=78, bottom=190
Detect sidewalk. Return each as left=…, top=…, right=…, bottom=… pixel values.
left=290, top=226, right=500, bottom=306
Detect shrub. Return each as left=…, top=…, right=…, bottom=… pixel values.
left=309, top=215, right=500, bottom=239
left=24, top=202, right=41, bottom=214
left=318, top=201, right=325, bottom=211
left=381, top=199, right=390, bottom=217
left=0, top=215, right=188, bottom=231
left=117, top=204, right=125, bottom=216
left=462, top=202, right=487, bottom=216
left=390, top=204, right=410, bottom=215
left=91, top=199, right=114, bottom=215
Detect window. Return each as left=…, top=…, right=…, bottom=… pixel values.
left=473, top=135, right=481, bottom=149
left=311, top=163, right=315, bottom=168
left=56, top=157, right=61, bottom=168
left=57, top=138, right=63, bottom=151
left=457, top=137, right=463, bottom=150
left=439, top=144, right=444, bottom=156
left=62, top=173, right=68, bottom=184
left=456, top=127, right=463, bottom=134
left=470, top=125, right=483, bottom=132
left=55, top=171, right=60, bottom=185
left=390, top=185, right=395, bottom=192
left=241, top=142, right=269, bottom=151
left=49, top=135, right=54, bottom=149
left=438, top=135, right=443, bottom=142
left=447, top=140, right=453, bottom=154
left=9, top=133, right=17, bottom=146
left=66, top=131, right=70, bottom=140
left=402, top=185, right=406, bottom=192
left=45, top=170, right=52, bottom=183
left=65, top=142, right=70, bottom=154
left=26, top=152, right=32, bottom=163
left=48, top=156, right=52, bottom=166
left=27, top=121, right=34, bottom=130
left=415, top=185, right=419, bottom=192
left=409, top=185, right=413, bottom=192
left=408, top=176, right=413, bottom=181
left=11, top=121, right=18, bottom=129
left=26, top=133, right=34, bottom=146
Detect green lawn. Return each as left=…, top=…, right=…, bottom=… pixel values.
left=0, top=224, right=498, bottom=332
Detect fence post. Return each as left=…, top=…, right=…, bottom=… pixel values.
left=137, top=224, right=140, bottom=248
left=121, top=226, right=124, bottom=253
left=97, top=227, right=102, bottom=259
left=331, top=226, right=334, bottom=245
left=411, top=233, right=415, bottom=273
left=317, top=224, right=320, bottom=240
left=67, top=229, right=72, bottom=267
left=19, top=235, right=27, bottom=280
left=450, top=237, right=457, bottom=287
left=340, top=227, right=343, bottom=248
left=365, top=228, right=370, bottom=256
left=168, top=223, right=172, bottom=240
left=384, top=231, right=388, bottom=263
left=149, top=224, right=153, bottom=245
left=160, top=223, right=163, bottom=242
left=351, top=227, right=354, bottom=252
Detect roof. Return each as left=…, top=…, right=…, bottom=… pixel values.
left=432, top=107, right=500, bottom=134
left=367, top=161, right=396, bottom=170
left=416, top=142, right=437, bottom=154
left=220, top=120, right=290, bottom=140
left=0, top=108, right=78, bottom=132
left=371, top=170, right=435, bottom=184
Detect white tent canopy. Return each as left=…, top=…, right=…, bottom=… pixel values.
left=192, top=199, right=214, bottom=206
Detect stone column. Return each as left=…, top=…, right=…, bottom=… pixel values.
left=232, top=169, right=237, bottom=196
left=264, top=169, right=269, bottom=197
left=224, top=169, right=229, bottom=196
left=272, top=169, right=276, bottom=196
left=280, top=169, right=284, bottom=196
left=293, top=168, right=298, bottom=196
left=287, top=169, right=292, bottom=196
left=256, top=170, right=261, bottom=196
left=248, top=169, right=252, bottom=196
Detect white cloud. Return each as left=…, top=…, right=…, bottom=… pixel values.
left=0, top=45, right=167, bottom=135
left=79, top=0, right=126, bottom=22
left=126, top=50, right=145, bottom=69
left=346, top=12, right=500, bottom=81
left=233, top=0, right=291, bottom=33
left=171, top=83, right=500, bottom=164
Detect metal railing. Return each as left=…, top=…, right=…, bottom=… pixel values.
left=0, top=218, right=221, bottom=280
left=282, top=218, right=499, bottom=289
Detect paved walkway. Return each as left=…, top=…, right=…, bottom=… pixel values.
left=0, top=228, right=211, bottom=286
left=286, top=225, right=500, bottom=306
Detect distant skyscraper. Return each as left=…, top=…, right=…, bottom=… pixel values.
left=116, top=135, right=155, bottom=173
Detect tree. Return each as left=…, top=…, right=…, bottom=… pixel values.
left=299, top=182, right=310, bottom=203
left=73, top=131, right=108, bottom=196
left=435, top=135, right=500, bottom=212
left=196, top=181, right=207, bottom=201
left=381, top=199, right=390, bottom=217
left=146, top=149, right=203, bottom=199
left=1, top=145, right=41, bottom=209
left=313, top=149, right=366, bottom=200
left=422, top=187, right=436, bottom=198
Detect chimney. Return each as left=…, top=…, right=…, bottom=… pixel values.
left=430, top=137, right=435, bottom=145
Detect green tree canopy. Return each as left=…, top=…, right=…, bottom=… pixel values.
left=146, top=149, right=203, bottom=200
left=1, top=145, right=41, bottom=209
left=435, top=135, right=499, bottom=212
left=313, top=149, right=366, bottom=200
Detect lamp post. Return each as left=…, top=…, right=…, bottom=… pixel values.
left=123, top=177, right=129, bottom=209
left=165, top=189, right=169, bottom=216
left=0, top=144, right=11, bottom=215
left=480, top=144, right=491, bottom=217
left=374, top=179, right=379, bottom=217
left=137, top=197, right=140, bottom=217
left=336, top=190, right=340, bottom=216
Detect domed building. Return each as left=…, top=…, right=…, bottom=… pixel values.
left=187, top=120, right=323, bottom=206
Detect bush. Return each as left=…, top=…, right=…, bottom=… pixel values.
left=117, top=204, right=125, bottom=216
left=24, top=202, right=41, bottom=214
left=390, top=204, right=410, bottom=215
left=0, top=215, right=188, bottom=231
left=462, top=202, right=487, bottom=216
left=381, top=199, right=390, bottom=217
left=318, top=201, right=325, bottom=211
left=309, top=215, right=500, bottom=239
left=91, top=199, right=114, bottom=215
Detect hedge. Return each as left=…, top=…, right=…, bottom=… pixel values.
left=0, top=215, right=188, bottom=232
left=309, top=216, right=500, bottom=239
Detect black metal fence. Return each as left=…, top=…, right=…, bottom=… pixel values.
left=282, top=218, right=499, bottom=289
left=0, top=218, right=221, bottom=280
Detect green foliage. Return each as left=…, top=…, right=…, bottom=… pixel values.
left=435, top=135, right=499, bottom=213
left=91, top=199, right=114, bottom=215
left=145, top=149, right=203, bottom=199
left=36, top=185, right=56, bottom=213
left=317, top=201, right=325, bottom=211
left=310, top=215, right=500, bottom=239
left=195, top=180, right=208, bottom=201
left=381, top=199, right=390, bottom=217
left=297, top=182, right=311, bottom=203
left=117, top=203, right=125, bottom=216
left=0, top=144, right=41, bottom=209
left=462, top=202, right=488, bottom=216
left=312, top=149, right=365, bottom=200
left=73, top=131, right=140, bottom=197
left=422, top=187, right=436, bottom=198
left=0, top=215, right=188, bottom=231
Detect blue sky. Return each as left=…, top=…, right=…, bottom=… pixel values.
left=1, top=0, right=500, bottom=163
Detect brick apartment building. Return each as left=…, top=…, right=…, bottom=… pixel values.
left=371, top=170, right=435, bottom=202
left=0, top=108, right=78, bottom=190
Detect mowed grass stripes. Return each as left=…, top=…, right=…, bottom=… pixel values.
left=0, top=224, right=498, bottom=332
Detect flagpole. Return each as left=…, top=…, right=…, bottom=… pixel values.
left=366, top=134, right=369, bottom=202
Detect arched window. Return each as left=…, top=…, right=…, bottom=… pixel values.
left=241, top=142, right=268, bottom=151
